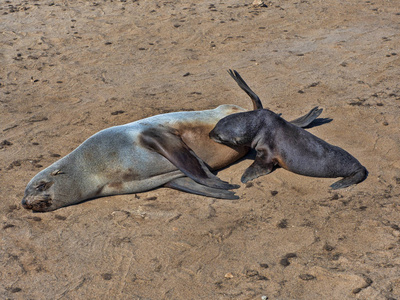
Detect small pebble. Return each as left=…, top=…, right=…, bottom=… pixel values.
left=277, top=219, right=288, bottom=228
left=102, top=273, right=112, bottom=280
left=1, top=140, right=13, bottom=146
left=299, top=274, right=316, bottom=281
left=224, top=272, right=234, bottom=279
left=111, top=110, right=125, bottom=115
left=280, top=258, right=290, bottom=266
left=270, top=190, right=278, bottom=196
left=246, top=270, right=259, bottom=277
left=11, top=287, right=21, bottom=293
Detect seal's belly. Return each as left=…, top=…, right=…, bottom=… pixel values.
left=177, top=122, right=248, bottom=170
left=96, top=150, right=183, bottom=196
left=133, top=104, right=248, bottom=169
left=82, top=104, right=249, bottom=197
left=82, top=129, right=184, bottom=196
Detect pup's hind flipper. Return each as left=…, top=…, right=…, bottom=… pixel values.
left=290, top=106, right=323, bottom=128
left=330, top=167, right=368, bottom=189
left=228, top=69, right=263, bottom=110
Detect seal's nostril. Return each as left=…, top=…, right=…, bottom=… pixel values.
left=21, top=198, right=35, bottom=210
left=22, top=203, right=33, bottom=210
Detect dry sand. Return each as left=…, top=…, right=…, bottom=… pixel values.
left=1, top=0, right=400, bottom=299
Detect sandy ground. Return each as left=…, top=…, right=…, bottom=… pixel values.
left=1, top=0, right=400, bottom=299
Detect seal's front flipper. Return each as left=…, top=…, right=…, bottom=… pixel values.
left=241, top=153, right=275, bottom=183
left=330, top=167, right=368, bottom=190
left=165, top=177, right=239, bottom=200
left=228, top=69, right=263, bottom=110
left=140, top=127, right=239, bottom=190
left=290, top=106, right=323, bottom=128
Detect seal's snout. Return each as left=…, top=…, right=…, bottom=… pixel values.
left=209, top=129, right=231, bottom=145
left=21, top=198, right=32, bottom=209
left=209, top=129, right=220, bottom=143
left=21, top=196, right=53, bottom=212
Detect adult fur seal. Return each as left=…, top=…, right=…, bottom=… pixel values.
left=22, top=70, right=322, bottom=212
left=209, top=108, right=368, bottom=189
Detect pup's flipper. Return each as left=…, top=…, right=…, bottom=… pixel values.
left=241, top=150, right=275, bottom=183
left=140, top=127, right=239, bottom=190
left=228, top=69, right=263, bottom=110
left=290, top=106, right=323, bottom=128
left=330, top=167, right=368, bottom=190
left=229, top=69, right=322, bottom=127
left=165, top=177, right=239, bottom=200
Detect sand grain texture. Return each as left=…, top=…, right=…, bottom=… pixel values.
left=1, top=1, right=400, bottom=299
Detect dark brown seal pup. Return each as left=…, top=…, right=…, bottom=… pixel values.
left=22, top=70, right=323, bottom=212
left=209, top=109, right=368, bottom=189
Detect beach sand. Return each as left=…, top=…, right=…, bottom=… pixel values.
left=1, top=1, right=400, bottom=299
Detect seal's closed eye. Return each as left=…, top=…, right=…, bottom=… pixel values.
left=35, top=181, right=53, bottom=191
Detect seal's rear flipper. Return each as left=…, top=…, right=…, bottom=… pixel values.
left=165, top=177, right=239, bottom=200
left=229, top=70, right=323, bottom=128
left=330, top=167, right=368, bottom=190
left=140, top=127, right=239, bottom=190
left=290, top=106, right=323, bottom=128
left=228, top=69, right=263, bottom=110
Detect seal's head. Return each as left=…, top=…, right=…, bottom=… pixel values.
left=22, top=166, right=81, bottom=212
left=209, top=111, right=258, bottom=146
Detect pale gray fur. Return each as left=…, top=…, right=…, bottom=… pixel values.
left=22, top=105, right=244, bottom=211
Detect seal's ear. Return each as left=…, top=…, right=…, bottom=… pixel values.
left=51, top=170, right=65, bottom=176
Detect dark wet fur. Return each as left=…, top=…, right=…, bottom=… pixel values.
left=228, top=69, right=263, bottom=110
left=210, top=109, right=368, bottom=189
